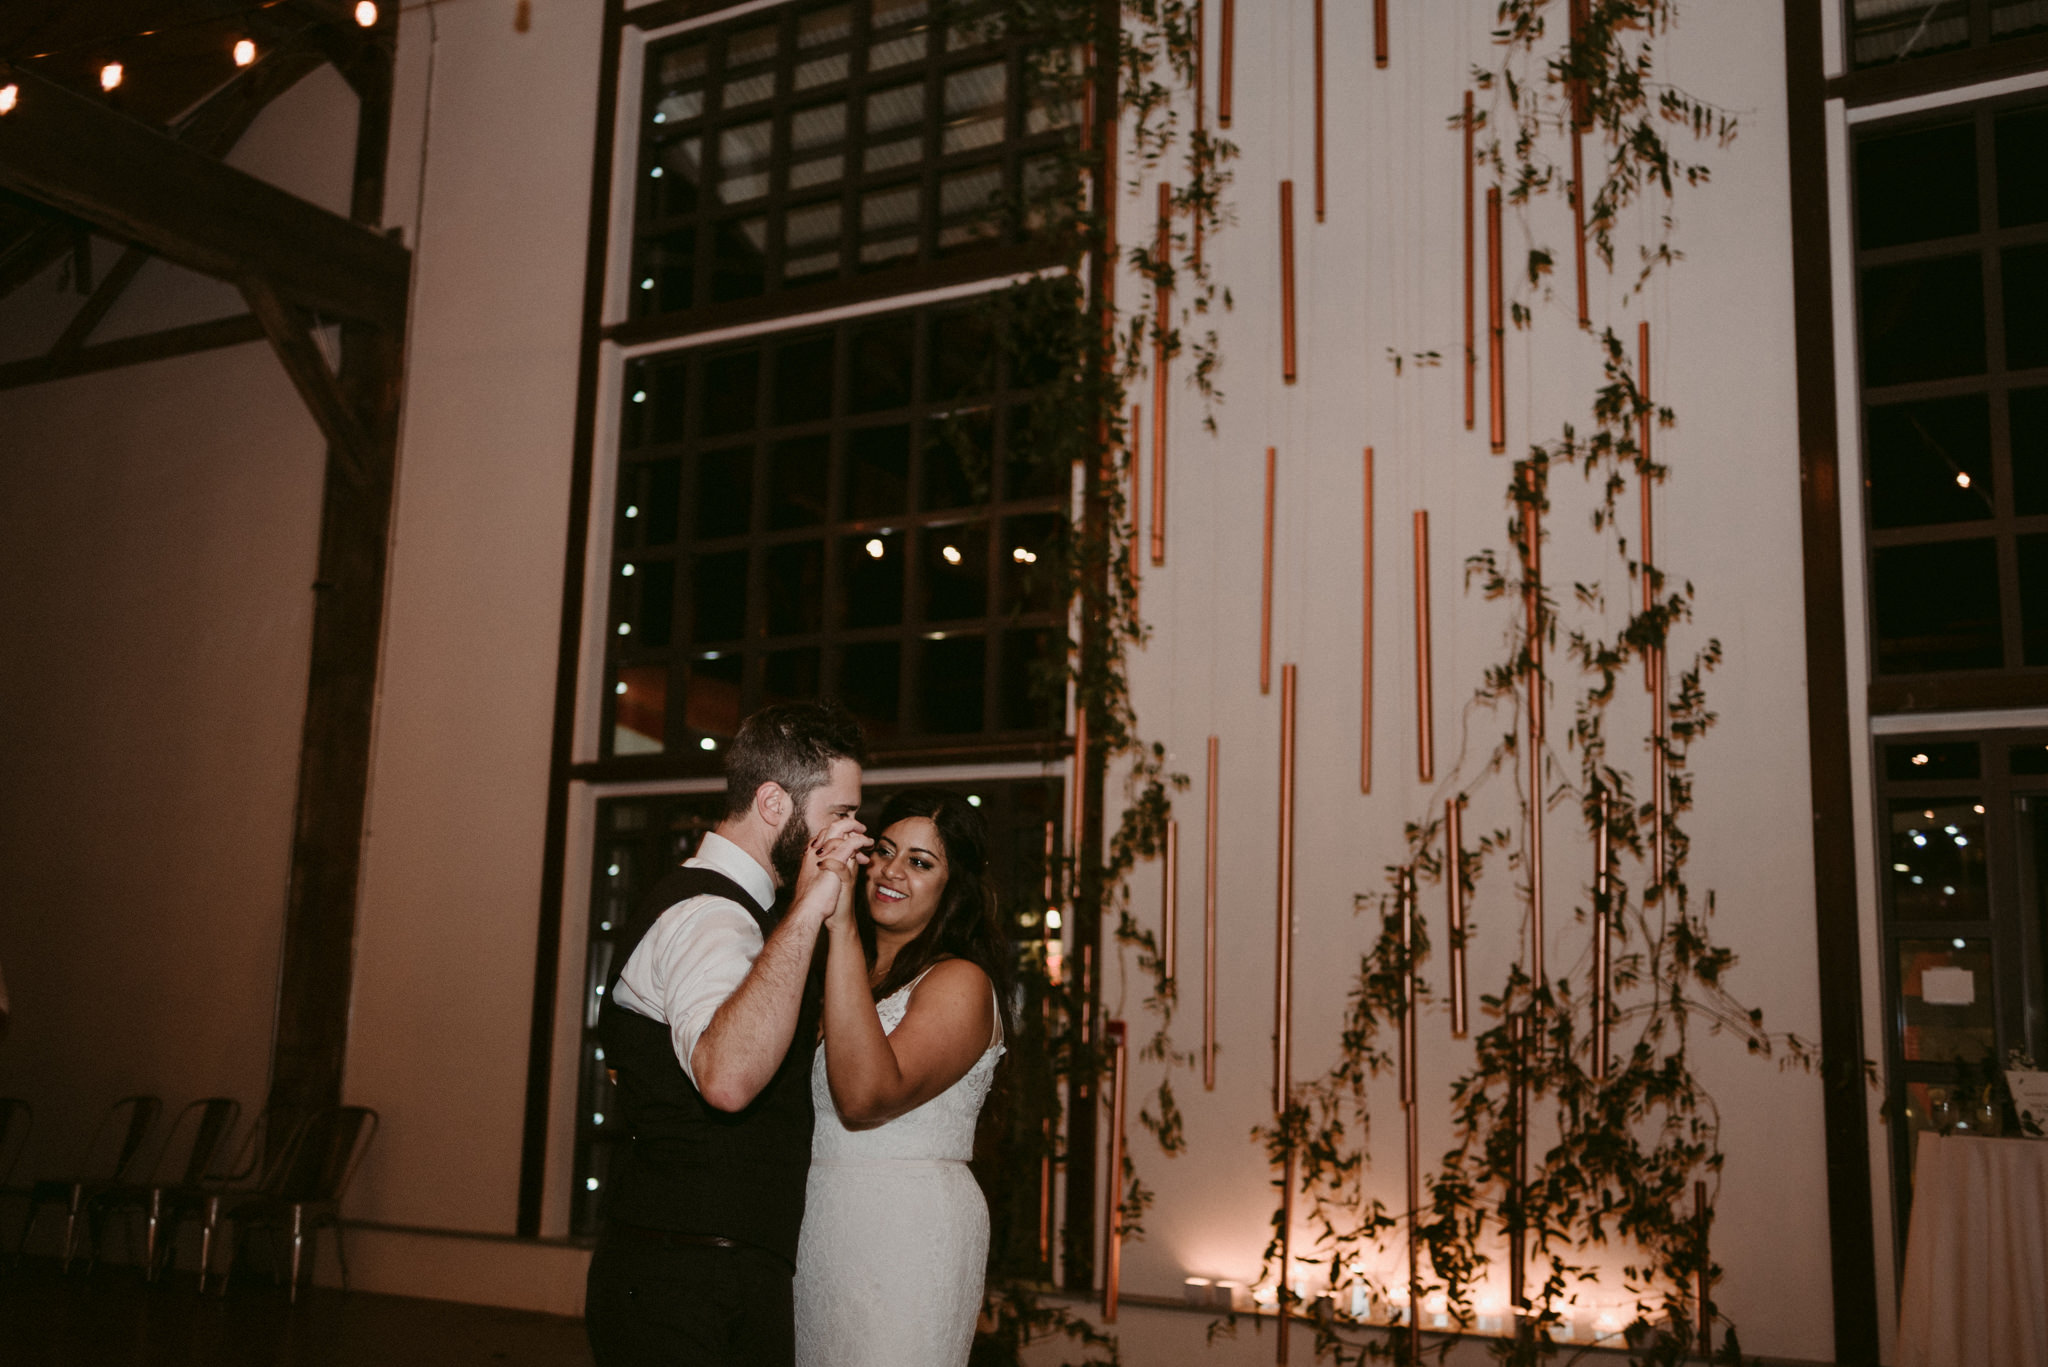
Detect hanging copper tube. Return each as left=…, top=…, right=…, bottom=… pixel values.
left=1447, top=796, right=1468, bottom=1037
left=1524, top=500, right=1545, bottom=990
left=1193, top=1, right=1206, bottom=268
left=1464, top=90, right=1476, bottom=433
left=1217, top=0, right=1233, bottom=127
left=1361, top=448, right=1374, bottom=794
left=1313, top=0, right=1326, bottom=222
left=1069, top=707, right=1087, bottom=879
left=1128, top=404, right=1143, bottom=607
left=1162, top=817, right=1179, bottom=981
left=1039, top=1116, right=1053, bottom=1266
left=1400, top=867, right=1422, bottom=1367
left=1696, top=1179, right=1712, bottom=1357
left=1592, top=787, right=1611, bottom=1079
left=1153, top=184, right=1171, bottom=567
left=1204, top=735, right=1219, bottom=1089
left=1373, top=0, right=1388, bottom=67
left=1102, top=1019, right=1128, bottom=1321
left=1274, top=663, right=1298, bottom=1114
left=1279, top=181, right=1298, bottom=384
left=1261, top=447, right=1276, bottom=694
left=1652, top=657, right=1667, bottom=894
left=1508, top=1013, right=1529, bottom=1314
left=1640, top=319, right=1654, bottom=690
left=1487, top=186, right=1506, bottom=453
left=1413, top=511, right=1435, bottom=783
left=1569, top=0, right=1590, bottom=329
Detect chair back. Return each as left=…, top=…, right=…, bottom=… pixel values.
left=73, top=1095, right=162, bottom=1184
left=273, top=1106, right=378, bottom=1205
left=148, top=1098, right=242, bottom=1189
left=0, top=1098, right=32, bottom=1188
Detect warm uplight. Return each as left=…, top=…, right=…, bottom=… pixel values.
left=233, top=38, right=257, bottom=66
left=100, top=63, right=124, bottom=92
left=1012, top=546, right=1037, bottom=563
left=0, top=84, right=18, bottom=115
left=1911, top=752, right=1930, bottom=765
left=941, top=544, right=962, bottom=565
left=1975, top=804, right=1986, bottom=814
left=865, top=538, right=886, bottom=559
left=1956, top=471, right=1972, bottom=489
left=354, top=1, right=380, bottom=26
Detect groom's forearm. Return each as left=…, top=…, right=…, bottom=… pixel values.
left=691, top=906, right=824, bottom=1111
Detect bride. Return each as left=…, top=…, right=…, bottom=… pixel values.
left=795, top=788, right=1014, bottom=1367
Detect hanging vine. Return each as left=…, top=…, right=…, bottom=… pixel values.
left=1247, top=5, right=1812, bottom=1364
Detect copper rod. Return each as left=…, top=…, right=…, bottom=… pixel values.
left=1508, top=1014, right=1529, bottom=1312
left=1217, top=0, right=1233, bottom=127
left=1447, top=796, right=1468, bottom=1037
left=1525, top=500, right=1545, bottom=990
left=1279, top=180, right=1297, bottom=384
left=1312, top=0, right=1326, bottom=222
left=1103, top=1018, right=1128, bottom=1321
left=1153, top=183, right=1171, bottom=567
left=1487, top=186, right=1506, bottom=453
left=1162, top=817, right=1179, bottom=981
left=1373, top=0, right=1388, bottom=68
left=1193, top=0, right=1206, bottom=268
left=1274, top=663, right=1298, bottom=1114
left=1401, top=867, right=1422, bottom=1367
left=1204, top=735, right=1219, bottom=1089
left=1413, top=510, right=1435, bottom=783
left=1069, top=706, right=1087, bottom=878
left=1696, top=1179, right=1712, bottom=1357
left=1592, top=787, right=1611, bottom=1078
left=1039, top=1117, right=1053, bottom=1266
left=1640, top=319, right=1655, bottom=689
left=1128, top=404, right=1142, bottom=603
left=1261, top=447, right=1276, bottom=694
left=1463, top=90, right=1476, bottom=432
left=1277, top=1145, right=1295, bottom=1362
left=1361, top=448, right=1374, bottom=794
left=1569, top=0, right=1589, bottom=329
left=1652, top=655, right=1667, bottom=894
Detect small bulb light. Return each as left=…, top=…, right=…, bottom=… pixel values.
left=0, top=84, right=17, bottom=115
left=625, top=504, right=640, bottom=518
left=1955, top=471, right=1972, bottom=489
left=941, top=544, right=962, bottom=565
left=621, top=563, right=636, bottom=576
left=1012, top=546, right=1036, bottom=563
left=1045, top=908, right=1062, bottom=930
left=585, top=1177, right=600, bottom=1191
left=1911, top=752, right=1929, bottom=766
left=615, top=682, right=628, bottom=695
left=700, top=737, right=718, bottom=751
left=865, top=538, right=886, bottom=559
left=355, top=1, right=379, bottom=27
left=967, top=794, right=981, bottom=806
left=100, top=63, right=124, bottom=92
left=617, top=622, right=631, bottom=635
left=233, top=39, right=257, bottom=66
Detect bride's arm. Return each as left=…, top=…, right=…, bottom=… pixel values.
left=822, top=912, right=993, bottom=1127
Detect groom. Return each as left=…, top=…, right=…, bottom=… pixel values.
left=586, top=701, right=869, bottom=1367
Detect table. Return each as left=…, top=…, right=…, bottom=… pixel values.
left=1897, top=1131, right=2048, bottom=1366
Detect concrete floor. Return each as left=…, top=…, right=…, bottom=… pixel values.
left=0, top=1258, right=594, bottom=1367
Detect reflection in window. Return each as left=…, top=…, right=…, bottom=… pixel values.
left=1871, top=539, right=2002, bottom=673
left=1888, top=799, right=1989, bottom=920
left=1864, top=395, right=1993, bottom=529
left=1846, top=0, right=1969, bottom=67
left=1897, top=940, right=1996, bottom=1063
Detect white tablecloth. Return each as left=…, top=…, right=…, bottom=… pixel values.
left=1897, top=1132, right=2048, bottom=1367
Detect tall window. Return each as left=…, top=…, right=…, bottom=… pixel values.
left=1845, top=0, right=2048, bottom=68
left=1854, top=97, right=2048, bottom=705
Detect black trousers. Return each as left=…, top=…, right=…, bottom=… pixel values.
left=585, top=1230, right=795, bottom=1367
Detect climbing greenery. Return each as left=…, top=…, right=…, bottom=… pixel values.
left=1247, top=5, right=1812, bottom=1364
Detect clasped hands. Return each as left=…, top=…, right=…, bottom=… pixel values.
left=791, top=816, right=871, bottom=931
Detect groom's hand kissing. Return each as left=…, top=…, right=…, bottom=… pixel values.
left=793, top=818, right=870, bottom=926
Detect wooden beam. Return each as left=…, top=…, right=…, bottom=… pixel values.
left=0, top=313, right=266, bottom=391
left=51, top=245, right=150, bottom=355
left=0, top=69, right=408, bottom=327
left=240, top=275, right=372, bottom=490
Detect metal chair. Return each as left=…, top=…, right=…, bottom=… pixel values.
left=15, top=1095, right=161, bottom=1270
left=86, top=1097, right=240, bottom=1279
left=169, top=1104, right=297, bottom=1293
left=216, top=1105, right=377, bottom=1303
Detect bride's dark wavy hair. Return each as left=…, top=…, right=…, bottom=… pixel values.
left=855, top=787, right=1017, bottom=1038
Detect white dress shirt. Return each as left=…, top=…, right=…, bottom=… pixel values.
left=611, top=830, right=778, bottom=1089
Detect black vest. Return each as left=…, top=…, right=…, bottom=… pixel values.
left=598, top=864, right=824, bottom=1265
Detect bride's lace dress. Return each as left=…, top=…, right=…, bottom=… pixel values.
left=793, top=973, right=1004, bottom=1367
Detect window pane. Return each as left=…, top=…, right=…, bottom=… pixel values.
left=865, top=135, right=924, bottom=173
left=928, top=309, right=992, bottom=401
left=783, top=202, right=843, bottom=280
left=1854, top=122, right=1977, bottom=250
left=641, top=227, right=696, bottom=314
left=1847, top=0, right=1969, bottom=66
left=726, top=23, right=779, bottom=68
left=800, top=5, right=854, bottom=48
left=860, top=184, right=922, bottom=263
left=924, top=410, right=991, bottom=509
left=1872, top=538, right=2002, bottom=673
left=845, top=424, right=911, bottom=518
left=872, top=0, right=930, bottom=30
left=937, top=165, right=1004, bottom=248
left=920, top=634, right=986, bottom=733
left=1864, top=394, right=1993, bottom=528
left=1860, top=255, right=1987, bottom=387
left=1996, top=105, right=2048, bottom=227
left=658, top=41, right=709, bottom=87
left=683, top=653, right=743, bottom=737
left=656, top=137, right=706, bottom=215
left=773, top=335, right=836, bottom=425
left=1897, top=940, right=1996, bottom=1063
left=999, top=627, right=1063, bottom=731
left=942, top=62, right=1008, bottom=154
left=764, top=646, right=822, bottom=704
left=701, top=351, right=761, bottom=436
left=922, top=521, right=990, bottom=620
left=792, top=100, right=848, bottom=151
left=718, top=119, right=774, bottom=202
left=1890, top=799, right=1989, bottom=921
left=838, top=641, right=901, bottom=737
left=1883, top=741, right=1981, bottom=781
left=644, top=458, right=682, bottom=546
left=1005, top=404, right=1064, bottom=497
left=695, top=447, right=752, bottom=539
left=768, top=436, right=831, bottom=528
left=850, top=316, right=916, bottom=412
left=710, top=217, right=768, bottom=302
left=2014, top=388, right=2048, bottom=516
left=842, top=531, right=906, bottom=627
left=866, top=82, right=926, bottom=135
left=868, top=33, right=929, bottom=71
left=796, top=53, right=851, bottom=90
left=2017, top=534, right=2048, bottom=665
left=1000, top=512, right=1064, bottom=612
left=765, top=540, right=826, bottom=635
left=2003, top=244, right=2048, bottom=371
left=613, top=663, right=669, bottom=755
left=626, top=357, right=687, bottom=447
left=634, top=559, right=675, bottom=648
left=1992, top=0, right=2048, bottom=39
left=692, top=550, right=749, bottom=642
left=2010, top=742, right=2048, bottom=775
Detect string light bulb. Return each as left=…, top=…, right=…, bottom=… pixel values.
left=0, top=84, right=17, bottom=115
left=233, top=39, right=257, bottom=67
left=354, top=1, right=379, bottom=27
left=100, top=62, right=124, bottom=92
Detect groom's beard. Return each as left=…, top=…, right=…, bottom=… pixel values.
left=770, top=811, right=812, bottom=889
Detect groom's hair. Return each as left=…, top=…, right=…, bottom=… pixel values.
left=722, top=701, right=867, bottom=819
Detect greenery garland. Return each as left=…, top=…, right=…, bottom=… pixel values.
left=1241, top=5, right=1814, bottom=1365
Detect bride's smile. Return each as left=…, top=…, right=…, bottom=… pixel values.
left=862, top=818, right=949, bottom=945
